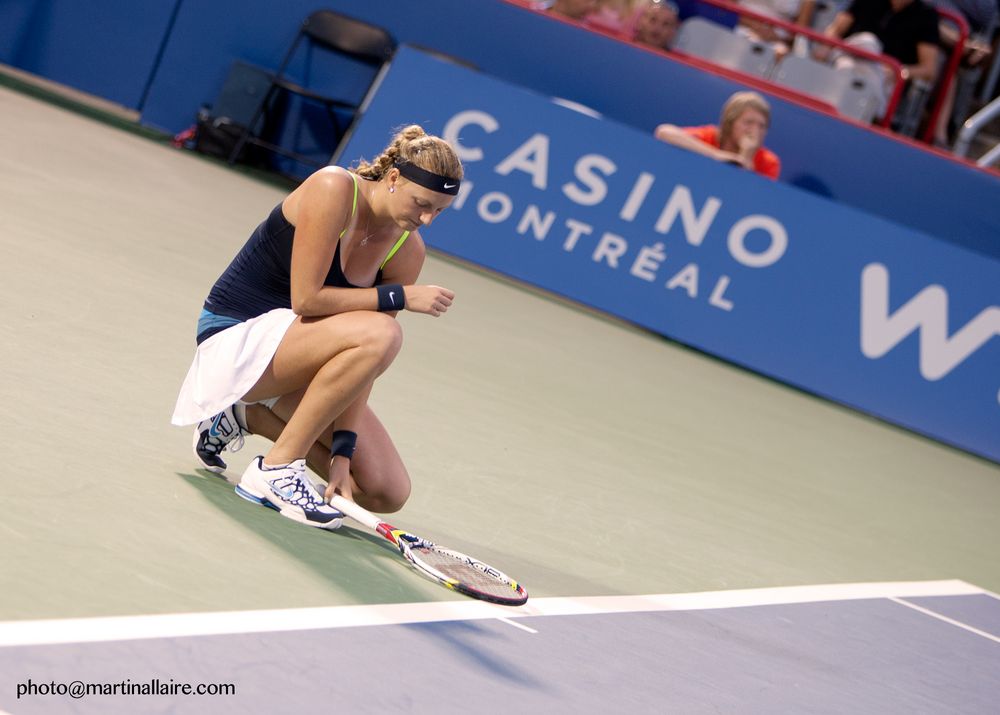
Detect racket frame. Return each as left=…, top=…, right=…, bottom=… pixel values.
left=329, top=495, right=528, bottom=606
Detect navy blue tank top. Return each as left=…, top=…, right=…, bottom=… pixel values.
left=197, top=181, right=409, bottom=343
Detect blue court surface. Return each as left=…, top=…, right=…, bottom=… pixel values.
left=2, top=581, right=998, bottom=713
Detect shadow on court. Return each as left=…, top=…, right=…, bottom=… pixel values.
left=175, top=468, right=627, bottom=604
left=163, top=472, right=552, bottom=689
left=175, top=471, right=436, bottom=605
left=400, top=620, right=548, bottom=687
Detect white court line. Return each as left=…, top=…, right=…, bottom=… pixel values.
left=496, top=617, right=538, bottom=634
left=978, top=585, right=1000, bottom=602
left=889, top=597, right=1000, bottom=644
left=0, top=579, right=985, bottom=648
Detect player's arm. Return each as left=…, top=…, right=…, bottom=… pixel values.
left=318, top=236, right=428, bottom=504
left=814, top=11, right=854, bottom=62
left=654, top=124, right=747, bottom=168
left=906, top=41, right=940, bottom=83
left=324, top=231, right=453, bottom=502
left=287, top=169, right=384, bottom=316
left=795, top=0, right=817, bottom=28
left=379, top=230, right=455, bottom=318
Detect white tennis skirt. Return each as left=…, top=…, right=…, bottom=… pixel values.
left=171, top=308, right=298, bottom=426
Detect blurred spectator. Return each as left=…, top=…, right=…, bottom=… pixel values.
left=817, top=0, right=942, bottom=116
left=737, top=0, right=818, bottom=55
left=818, top=0, right=942, bottom=84
left=632, top=0, right=681, bottom=49
left=928, top=0, right=997, bottom=144
left=538, top=0, right=681, bottom=48
left=545, top=0, right=602, bottom=20
left=654, top=91, right=782, bottom=179
left=586, top=0, right=643, bottom=33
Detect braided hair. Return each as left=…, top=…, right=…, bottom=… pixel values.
left=353, top=125, right=463, bottom=182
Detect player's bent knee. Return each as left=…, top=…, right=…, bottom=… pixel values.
left=360, top=473, right=411, bottom=514
left=369, top=489, right=409, bottom=514
left=384, top=480, right=411, bottom=513
left=360, top=313, right=403, bottom=366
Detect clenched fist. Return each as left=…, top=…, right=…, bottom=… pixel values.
left=404, top=285, right=455, bottom=317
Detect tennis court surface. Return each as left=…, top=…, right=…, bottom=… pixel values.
left=1, top=581, right=998, bottom=713
left=1, top=83, right=998, bottom=714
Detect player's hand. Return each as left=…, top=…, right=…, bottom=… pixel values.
left=738, top=132, right=761, bottom=155
left=404, top=285, right=455, bottom=317
left=325, top=456, right=353, bottom=502
left=966, top=39, right=991, bottom=66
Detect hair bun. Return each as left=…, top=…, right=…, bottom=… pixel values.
left=400, top=125, right=427, bottom=142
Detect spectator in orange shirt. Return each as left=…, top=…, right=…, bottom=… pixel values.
left=654, top=91, right=782, bottom=180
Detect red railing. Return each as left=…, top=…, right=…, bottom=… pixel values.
left=688, top=0, right=906, bottom=127
left=499, top=0, right=996, bottom=174
left=504, top=0, right=905, bottom=126
left=922, top=6, right=969, bottom=143
left=503, top=0, right=975, bottom=141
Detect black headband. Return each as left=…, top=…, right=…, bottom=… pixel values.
left=394, top=161, right=461, bottom=195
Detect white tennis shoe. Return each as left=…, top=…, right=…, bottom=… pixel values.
left=236, top=457, right=343, bottom=530
left=193, top=403, right=247, bottom=474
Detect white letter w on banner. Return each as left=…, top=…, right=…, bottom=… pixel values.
left=860, top=263, right=1000, bottom=381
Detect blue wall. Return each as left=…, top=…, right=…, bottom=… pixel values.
left=346, top=47, right=1000, bottom=464
left=0, top=0, right=180, bottom=110
left=3, top=0, right=998, bottom=258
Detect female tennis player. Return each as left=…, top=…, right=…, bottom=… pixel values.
left=172, top=125, right=462, bottom=529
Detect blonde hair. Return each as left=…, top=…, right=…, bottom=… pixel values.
left=719, top=92, right=771, bottom=146
left=354, top=125, right=463, bottom=182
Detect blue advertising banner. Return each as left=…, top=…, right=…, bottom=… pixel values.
left=342, top=46, right=1000, bottom=464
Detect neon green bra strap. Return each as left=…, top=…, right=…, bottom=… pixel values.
left=341, top=171, right=409, bottom=269
left=380, top=231, right=410, bottom=270
left=339, top=172, right=360, bottom=239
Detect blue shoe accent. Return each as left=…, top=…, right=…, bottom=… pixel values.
left=235, top=484, right=279, bottom=511
left=193, top=405, right=247, bottom=474
left=236, top=458, right=343, bottom=529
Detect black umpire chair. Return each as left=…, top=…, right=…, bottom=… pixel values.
left=227, top=9, right=396, bottom=172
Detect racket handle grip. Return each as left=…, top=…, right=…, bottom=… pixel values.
left=328, top=494, right=383, bottom=531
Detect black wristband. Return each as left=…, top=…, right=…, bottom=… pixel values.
left=331, top=430, right=357, bottom=459
left=376, top=284, right=405, bottom=312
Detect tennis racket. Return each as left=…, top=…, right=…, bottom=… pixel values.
left=328, top=495, right=528, bottom=607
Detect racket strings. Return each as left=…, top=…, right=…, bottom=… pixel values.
left=415, top=547, right=519, bottom=598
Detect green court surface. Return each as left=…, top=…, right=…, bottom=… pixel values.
left=1, top=84, right=998, bottom=626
